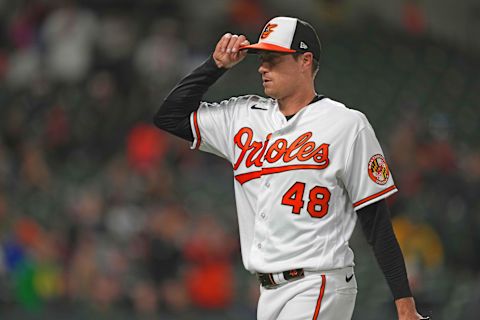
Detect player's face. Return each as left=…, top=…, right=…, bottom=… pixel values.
left=257, top=52, right=303, bottom=99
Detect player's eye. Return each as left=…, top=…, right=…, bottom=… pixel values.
left=258, top=53, right=281, bottom=64
left=258, top=55, right=271, bottom=63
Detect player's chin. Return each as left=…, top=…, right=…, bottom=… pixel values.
left=263, top=87, right=279, bottom=99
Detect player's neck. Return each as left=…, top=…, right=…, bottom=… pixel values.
left=277, top=87, right=317, bottom=117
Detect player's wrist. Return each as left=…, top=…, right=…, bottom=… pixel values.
left=395, top=297, right=425, bottom=319
left=212, top=55, right=241, bottom=69
left=213, top=56, right=226, bottom=69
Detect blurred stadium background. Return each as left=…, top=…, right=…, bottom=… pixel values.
left=0, top=0, right=479, bottom=319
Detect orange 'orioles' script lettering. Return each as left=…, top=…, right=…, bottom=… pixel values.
left=233, top=128, right=330, bottom=184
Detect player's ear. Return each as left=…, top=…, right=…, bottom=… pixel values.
left=301, top=52, right=314, bottom=73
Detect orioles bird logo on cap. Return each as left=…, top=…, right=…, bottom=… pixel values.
left=261, top=23, right=278, bottom=39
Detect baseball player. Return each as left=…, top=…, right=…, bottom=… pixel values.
left=154, top=16, right=429, bottom=320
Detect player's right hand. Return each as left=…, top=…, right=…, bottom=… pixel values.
left=213, top=33, right=250, bottom=69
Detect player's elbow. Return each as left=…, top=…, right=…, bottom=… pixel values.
left=153, top=101, right=171, bottom=131
left=152, top=112, right=166, bottom=130
left=153, top=99, right=194, bottom=142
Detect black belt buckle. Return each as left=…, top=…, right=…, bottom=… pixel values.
left=258, top=268, right=304, bottom=289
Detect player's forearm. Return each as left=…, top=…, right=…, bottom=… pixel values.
left=357, top=200, right=412, bottom=300
left=153, top=55, right=227, bottom=141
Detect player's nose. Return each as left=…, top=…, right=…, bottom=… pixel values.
left=258, top=62, right=268, bottom=74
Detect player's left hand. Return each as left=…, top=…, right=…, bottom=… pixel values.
left=398, top=314, right=429, bottom=320
left=395, top=297, right=429, bottom=320
left=398, top=313, right=430, bottom=320
left=398, top=311, right=430, bottom=320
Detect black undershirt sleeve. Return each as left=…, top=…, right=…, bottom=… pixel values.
left=356, top=199, right=412, bottom=300
left=153, top=55, right=227, bottom=141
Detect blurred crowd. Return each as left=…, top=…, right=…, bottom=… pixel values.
left=0, top=0, right=479, bottom=319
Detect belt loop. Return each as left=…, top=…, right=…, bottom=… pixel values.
left=268, top=273, right=276, bottom=286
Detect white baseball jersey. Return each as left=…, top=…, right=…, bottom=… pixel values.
left=189, top=95, right=397, bottom=273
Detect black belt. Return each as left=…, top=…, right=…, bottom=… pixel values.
left=257, top=268, right=305, bottom=289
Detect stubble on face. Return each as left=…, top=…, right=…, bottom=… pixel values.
left=259, top=53, right=301, bottom=99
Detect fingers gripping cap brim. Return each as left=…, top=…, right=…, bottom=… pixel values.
left=239, top=42, right=296, bottom=54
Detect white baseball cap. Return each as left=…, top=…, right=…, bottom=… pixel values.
left=240, top=16, right=321, bottom=61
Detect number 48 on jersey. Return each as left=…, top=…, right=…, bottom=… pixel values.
left=281, top=182, right=331, bottom=218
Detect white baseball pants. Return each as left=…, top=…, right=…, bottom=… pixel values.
left=257, top=267, right=357, bottom=320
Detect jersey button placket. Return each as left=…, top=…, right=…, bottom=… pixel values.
left=253, top=179, right=270, bottom=257
left=250, top=129, right=278, bottom=265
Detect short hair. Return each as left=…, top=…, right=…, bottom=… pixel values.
left=312, top=58, right=320, bottom=78
left=294, top=53, right=319, bottom=78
